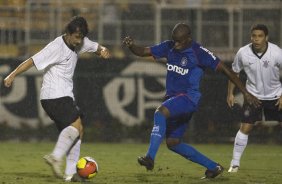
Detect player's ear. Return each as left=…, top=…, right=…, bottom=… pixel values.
left=265, top=35, right=269, bottom=42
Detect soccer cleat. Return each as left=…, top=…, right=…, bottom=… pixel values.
left=202, top=164, right=224, bottom=179
left=137, top=156, right=154, bottom=170
left=43, top=154, right=63, bottom=178
left=64, top=173, right=86, bottom=182
left=64, top=175, right=73, bottom=182
left=228, top=165, right=239, bottom=173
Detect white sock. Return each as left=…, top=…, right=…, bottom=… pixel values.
left=52, top=126, right=79, bottom=161
left=231, top=130, right=248, bottom=166
left=65, top=139, right=81, bottom=176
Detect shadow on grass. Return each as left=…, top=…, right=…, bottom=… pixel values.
left=2, top=172, right=58, bottom=183
left=135, top=171, right=230, bottom=184
left=4, top=171, right=49, bottom=179
left=3, top=172, right=99, bottom=184
left=135, top=173, right=151, bottom=183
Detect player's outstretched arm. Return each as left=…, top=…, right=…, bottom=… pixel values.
left=4, top=58, right=34, bottom=87
left=122, top=36, right=152, bottom=57
left=217, top=62, right=261, bottom=108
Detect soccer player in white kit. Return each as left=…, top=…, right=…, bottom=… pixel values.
left=4, top=16, right=110, bottom=181
left=227, top=24, right=282, bottom=173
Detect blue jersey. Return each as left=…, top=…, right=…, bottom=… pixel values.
left=150, top=40, right=220, bottom=105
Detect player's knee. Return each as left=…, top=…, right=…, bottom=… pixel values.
left=71, top=117, right=84, bottom=135
left=166, top=138, right=180, bottom=149
left=155, top=105, right=170, bottom=118
left=240, top=123, right=254, bottom=134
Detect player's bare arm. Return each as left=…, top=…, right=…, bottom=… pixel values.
left=217, top=62, right=261, bottom=108
left=123, top=36, right=152, bottom=57
left=96, top=45, right=111, bottom=59
left=4, top=58, right=34, bottom=87
left=227, top=74, right=239, bottom=108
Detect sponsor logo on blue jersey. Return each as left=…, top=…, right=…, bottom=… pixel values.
left=200, top=46, right=216, bottom=60
left=167, top=63, right=189, bottom=75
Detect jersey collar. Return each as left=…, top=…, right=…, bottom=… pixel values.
left=172, top=41, right=194, bottom=53
left=62, top=35, right=75, bottom=51
left=251, top=42, right=268, bottom=59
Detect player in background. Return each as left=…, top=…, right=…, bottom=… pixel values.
left=4, top=16, right=110, bottom=182
left=123, top=23, right=260, bottom=179
left=227, top=24, right=282, bottom=173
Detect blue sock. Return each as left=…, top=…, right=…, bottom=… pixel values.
left=169, top=143, right=217, bottom=170
left=146, top=111, right=166, bottom=160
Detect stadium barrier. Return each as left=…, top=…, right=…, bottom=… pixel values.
left=1, top=58, right=281, bottom=143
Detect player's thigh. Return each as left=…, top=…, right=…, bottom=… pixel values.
left=241, top=102, right=262, bottom=124
left=162, top=95, right=196, bottom=119
left=166, top=112, right=193, bottom=139
left=41, top=96, right=82, bottom=131
left=166, top=120, right=188, bottom=139
left=263, top=100, right=282, bottom=121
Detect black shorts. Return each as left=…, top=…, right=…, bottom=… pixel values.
left=41, top=96, right=82, bottom=132
left=242, top=99, right=282, bottom=124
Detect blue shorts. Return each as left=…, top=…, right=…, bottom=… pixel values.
left=162, top=94, right=196, bottom=138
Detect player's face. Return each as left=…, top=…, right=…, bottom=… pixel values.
left=251, top=30, right=268, bottom=53
left=172, top=34, right=190, bottom=51
left=67, top=32, right=84, bottom=49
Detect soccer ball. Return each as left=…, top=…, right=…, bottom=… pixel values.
left=76, top=156, right=98, bottom=179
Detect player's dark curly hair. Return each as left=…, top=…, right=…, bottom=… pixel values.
left=65, top=16, right=89, bottom=36
left=251, top=24, right=268, bottom=36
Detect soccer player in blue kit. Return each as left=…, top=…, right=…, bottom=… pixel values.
left=123, top=23, right=260, bottom=179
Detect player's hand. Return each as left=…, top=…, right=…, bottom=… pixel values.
left=4, top=74, right=15, bottom=87
left=243, top=93, right=261, bottom=108
left=226, top=94, right=236, bottom=108
left=123, top=36, right=134, bottom=47
left=275, top=96, right=282, bottom=111
left=100, top=47, right=111, bottom=59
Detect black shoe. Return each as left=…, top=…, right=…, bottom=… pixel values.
left=203, top=164, right=224, bottom=179
left=137, top=156, right=154, bottom=170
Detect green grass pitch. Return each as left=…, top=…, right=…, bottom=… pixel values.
left=0, top=142, right=281, bottom=184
